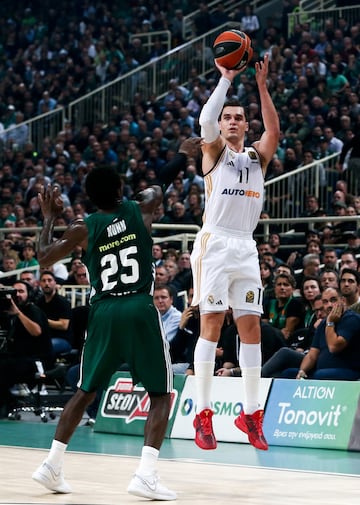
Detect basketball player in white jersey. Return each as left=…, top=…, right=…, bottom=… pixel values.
left=191, top=53, right=279, bottom=450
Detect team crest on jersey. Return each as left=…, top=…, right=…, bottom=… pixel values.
left=245, top=290, right=255, bottom=303
left=248, top=150, right=257, bottom=160
left=207, top=295, right=215, bottom=304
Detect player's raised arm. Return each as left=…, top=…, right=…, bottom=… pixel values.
left=253, top=54, right=280, bottom=172
left=37, top=185, right=88, bottom=267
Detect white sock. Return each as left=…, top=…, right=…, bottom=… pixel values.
left=239, top=343, right=262, bottom=415
left=46, top=440, right=67, bottom=470
left=194, top=337, right=217, bottom=413
left=137, top=446, right=159, bottom=476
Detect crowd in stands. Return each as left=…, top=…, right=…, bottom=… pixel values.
left=1, top=1, right=360, bottom=416
left=0, top=2, right=359, bottom=219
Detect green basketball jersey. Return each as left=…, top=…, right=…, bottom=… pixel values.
left=83, top=200, right=154, bottom=304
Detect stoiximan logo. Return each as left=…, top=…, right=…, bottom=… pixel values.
left=101, top=378, right=177, bottom=423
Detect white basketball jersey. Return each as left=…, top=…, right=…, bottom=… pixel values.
left=203, top=145, right=264, bottom=233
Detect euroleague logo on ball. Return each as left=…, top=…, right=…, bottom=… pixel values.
left=213, top=29, right=253, bottom=70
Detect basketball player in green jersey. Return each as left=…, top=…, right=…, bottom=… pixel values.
left=32, top=166, right=177, bottom=500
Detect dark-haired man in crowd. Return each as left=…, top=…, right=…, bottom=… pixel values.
left=19, top=270, right=43, bottom=303
left=339, top=268, right=360, bottom=307
left=37, top=271, right=73, bottom=356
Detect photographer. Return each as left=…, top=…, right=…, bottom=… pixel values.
left=0, top=281, right=53, bottom=417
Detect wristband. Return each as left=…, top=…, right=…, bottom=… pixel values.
left=326, top=322, right=335, bottom=327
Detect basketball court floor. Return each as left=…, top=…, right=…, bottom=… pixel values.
left=1, top=415, right=359, bottom=505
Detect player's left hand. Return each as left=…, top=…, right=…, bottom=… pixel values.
left=38, top=184, right=64, bottom=219
left=255, top=53, right=269, bottom=87
left=179, top=137, right=203, bottom=159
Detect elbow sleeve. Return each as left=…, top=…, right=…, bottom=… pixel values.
left=199, top=76, right=231, bottom=143
left=200, top=120, right=220, bottom=144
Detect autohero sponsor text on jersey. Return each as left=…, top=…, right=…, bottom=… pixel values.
left=221, top=188, right=261, bottom=197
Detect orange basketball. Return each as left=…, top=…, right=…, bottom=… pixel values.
left=213, top=30, right=253, bottom=70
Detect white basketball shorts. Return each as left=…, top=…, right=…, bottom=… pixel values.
left=190, top=227, right=263, bottom=315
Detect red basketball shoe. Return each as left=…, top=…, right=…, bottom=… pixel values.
left=234, top=409, right=268, bottom=451
left=193, top=408, right=217, bottom=450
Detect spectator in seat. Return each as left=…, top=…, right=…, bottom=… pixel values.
left=37, top=271, right=73, bottom=356
left=269, top=232, right=289, bottom=263
left=342, top=229, right=360, bottom=256
left=152, top=244, right=164, bottom=266
left=160, top=260, right=189, bottom=312
left=63, top=258, right=83, bottom=285
left=274, top=263, right=295, bottom=278
left=295, top=195, right=321, bottom=234
left=337, top=130, right=360, bottom=196
left=155, top=264, right=171, bottom=287
left=4, top=111, right=29, bottom=150
left=170, top=251, right=193, bottom=295
left=168, top=202, right=196, bottom=227
left=331, top=200, right=355, bottom=243
left=262, top=251, right=283, bottom=270
left=194, top=2, right=213, bottom=36
left=152, top=203, right=172, bottom=238
left=305, top=239, right=322, bottom=257
left=68, top=263, right=90, bottom=307
left=263, top=272, right=305, bottom=341
left=38, top=91, right=57, bottom=115
left=241, top=4, right=260, bottom=38
left=0, top=256, right=18, bottom=286
left=153, top=284, right=183, bottom=373
left=262, top=294, right=325, bottom=377
left=319, top=268, right=340, bottom=291
left=169, top=287, right=200, bottom=375
left=260, top=260, right=275, bottom=309
left=323, top=126, right=344, bottom=154
left=257, top=241, right=272, bottom=258
left=294, top=253, right=321, bottom=290
left=19, top=270, right=42, bottom=304
left=282, top=287, right=360, bottom=380
left=340, top=251, right=358, bottom=272
left=339, top=268, right=360, bottom=307
left=163, top=258, right=179, bottom=284
left=16, top=243, right=39, bottom=270
left=321, top=247, right=339, bottom=271
left=326, top=64, right=350, bottom=96
left=300, top=276, right=322, bottom=331
left=0, top=239, right=16, bottom=268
